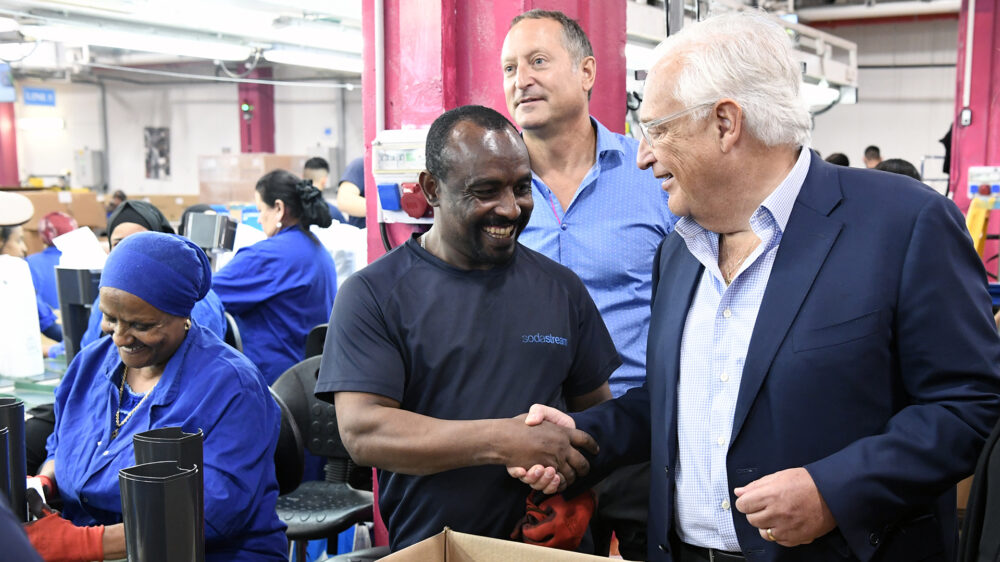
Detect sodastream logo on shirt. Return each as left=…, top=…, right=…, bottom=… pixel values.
left=521, top=333, right=568, bottom=346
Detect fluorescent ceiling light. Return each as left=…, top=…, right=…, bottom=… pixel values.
left=20, top=23, right=253, bottom=61
left=0, top=17, right=19, bottom=33
left=17, top=117, right=65, bottom=130
left=262, top=48, right=362, bottom=73
left=271, top=17, right=362, bottom=54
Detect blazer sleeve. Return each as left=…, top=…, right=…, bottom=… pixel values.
left=805, top=194, right=1000, bottom=559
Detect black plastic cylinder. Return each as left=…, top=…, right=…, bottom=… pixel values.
left=118, top=461, right=203, bottom=562
left=0, top=427, right=8, bottom=510
left=130, top=427, right=205, bottom=562
left=0, top=398, right=26, bottom=521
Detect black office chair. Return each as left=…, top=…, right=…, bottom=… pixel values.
left=270, top=356, right=373, bottom=562
left=223, top=312, right=242, bottom=353
left=269, top=388, right=304, bottom=496
left=305, top=323, right=328, bottom=359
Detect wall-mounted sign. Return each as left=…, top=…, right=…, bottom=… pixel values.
left=22, top=87, right=55, bottom=106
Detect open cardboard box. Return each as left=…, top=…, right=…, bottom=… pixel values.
left=381, top=528, right=614, bottom=561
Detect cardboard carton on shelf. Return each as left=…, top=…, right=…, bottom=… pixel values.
left=381, top=529, right=614, bottom=562
left=138, top=195, right=201, bottom=223
left=198, top=154, right=311, bottom=207
left=17, top=190, right=106, bottom=254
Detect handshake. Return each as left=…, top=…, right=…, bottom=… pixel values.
left=504, top=404, right=593, bottom=494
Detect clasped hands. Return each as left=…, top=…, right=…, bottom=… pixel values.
left=506, top=404, right=591, bottom=494
left=506, top=405, right=838, bottom=546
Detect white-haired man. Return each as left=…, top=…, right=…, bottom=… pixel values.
left=511, top=10, right=1000, bottom=562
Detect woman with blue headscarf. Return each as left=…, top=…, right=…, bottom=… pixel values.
left=212, top=170, right=338, bottom=384
left=28, top=232, right=286, bottom=561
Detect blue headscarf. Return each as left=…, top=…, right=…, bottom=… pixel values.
left=99, top=232, right=212, bottom=318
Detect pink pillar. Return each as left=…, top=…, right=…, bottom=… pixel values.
left=238, top=68, right=275, bottom=153
left=951, top=0, right=1000, bottom=270
left=0, top=103, right=18, bottom=186
left=362, top=0, right=627, bottom=262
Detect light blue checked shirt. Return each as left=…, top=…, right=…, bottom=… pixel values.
left=519, top=117, right=678, bottom=398
left=674, top=147, right=811, bottom=551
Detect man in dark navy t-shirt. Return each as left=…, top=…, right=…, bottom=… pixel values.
left=315, top=105, right=619, bottom=551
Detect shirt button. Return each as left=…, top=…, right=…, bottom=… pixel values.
left=720, top=372, right=729, bottom=382
left=82, top=496, right=88, bottom=503
left=723, top=308, right=732, bottom=318
left=717, top=436, right=725, bottom=446
left=102, top=451, right=109, bottom=456
left=721, top=499, right=731, bottom=510
left=560, top=224, right=568, bottom=231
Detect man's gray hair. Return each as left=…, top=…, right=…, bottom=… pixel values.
left=651, top=11, right=811, bottom=147
left=511, top=10, right=593, bottom=66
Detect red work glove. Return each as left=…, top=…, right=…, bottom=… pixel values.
left=510, top=489, right=596, bottom=551
left=23, top=488, right=104, bottom=562
left=28, top=474, right=56, bottom=497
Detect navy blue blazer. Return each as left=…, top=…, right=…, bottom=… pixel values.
left=573, top=153, right=1000, bottom=562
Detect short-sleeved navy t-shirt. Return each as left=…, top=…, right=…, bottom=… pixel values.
left=338, top=157, right=366, bottom=229
left=315, top=236, right=620, bottom=551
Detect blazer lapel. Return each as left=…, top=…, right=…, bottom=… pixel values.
left=731, top=156, right=844, bottom=442
left=649, top=235, right=703, bottom=461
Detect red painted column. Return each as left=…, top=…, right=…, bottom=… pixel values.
left=951, top=0, right=1000, bottom=269
left=238, top=68, right=275, bottom=153
left=0, top=103, right=19, bottom=186
left=362, top=0, right=627, bottom=261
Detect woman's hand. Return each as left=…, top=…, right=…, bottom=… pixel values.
left=24, top=489, right=105, bottom=562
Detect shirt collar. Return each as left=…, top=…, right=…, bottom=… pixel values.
left=675, top=146, right=810, bottom=240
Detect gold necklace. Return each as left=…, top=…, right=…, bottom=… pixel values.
left=112, top=366, right=153, bottom=439
left=721, top=236, right=759, bottom=285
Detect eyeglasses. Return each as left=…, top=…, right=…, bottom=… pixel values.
left=638, top=101, right=716, bottom=147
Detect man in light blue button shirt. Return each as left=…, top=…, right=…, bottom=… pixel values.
left=501, top=10, right=677, bottom=559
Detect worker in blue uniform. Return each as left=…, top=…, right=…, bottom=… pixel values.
left=29, top=232, right=286, bottom=561
left=26, top=211, right=78, bottom=310
left=47, top=201, right=226, bottom=359
left=213, top=170, right=338, bottom=384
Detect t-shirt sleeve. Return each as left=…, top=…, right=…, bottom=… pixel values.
left=564, top=276, right=621, bottom=398
left=315, top=272, right=406, bottom=403
left=339, top=157, right=366, bottom=196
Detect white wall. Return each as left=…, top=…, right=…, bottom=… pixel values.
left=104, top=81, right=241, bottom=195
left=273, top=81, right=364, bottom=180
left=810, top=18, right=958, bottom=188
left=13, top=74, right=363, bottom=195
left=14, top=80, right=103, bottom=186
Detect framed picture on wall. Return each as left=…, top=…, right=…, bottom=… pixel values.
left=144, top=127, right=170, bottom=179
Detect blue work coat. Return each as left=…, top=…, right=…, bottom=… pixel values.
left=46, top=321, right=287, bottom=561
left=212, top=226, right=337, bottom=383
left=26, top=246, right=61, bottom=310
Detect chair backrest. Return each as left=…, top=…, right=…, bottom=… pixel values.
left=269, top=388, right=304, bottom=496
left=271, top=356, right=349, bottom=461
left=223, top=312, right=242, bottom=353
left=305, top=323, right=328, bottom=359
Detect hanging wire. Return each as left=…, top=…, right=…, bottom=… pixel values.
left=0, top=40, right=39, bottom=63
left=215, top=50, right=263, bottom=79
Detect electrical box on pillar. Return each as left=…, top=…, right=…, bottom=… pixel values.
left=240, top=101, right=254, bottom=122
left=372, top=129, right=433, bottom=225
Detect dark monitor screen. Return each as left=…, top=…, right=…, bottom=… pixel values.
left=0, top=63, right=14, bottom=103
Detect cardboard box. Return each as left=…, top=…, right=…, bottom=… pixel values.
left=139, top=195, right=201, bottom=223
left=198, top=154, right=310, bottom=205
left=381, top=529, right=614, bottom=561
left=17, top=190, right=107, bottom=254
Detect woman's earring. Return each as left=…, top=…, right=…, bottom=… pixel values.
left=276, top=221, right=282, bottom=230
left=184, top=319, right=191, bottom=331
